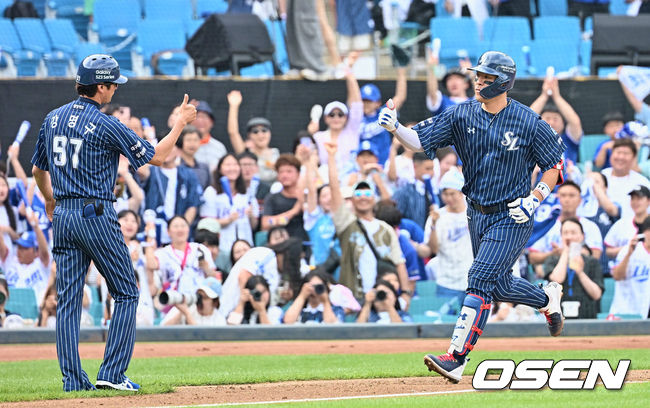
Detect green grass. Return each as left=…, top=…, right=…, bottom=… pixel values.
left=0, top=349, right=648, bottom=403
left=213, top=383, right=650, bottom=408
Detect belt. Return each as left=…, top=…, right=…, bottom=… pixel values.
left=55, top=198, right=111, bottom=210
left=467, top=198, right=509, bottom=215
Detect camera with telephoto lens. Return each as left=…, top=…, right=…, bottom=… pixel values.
left=158, top=290, right=198, bottom=306
left=313, top=284, right=325, bottom=295
left=376, top=290, right=387, bottom=301
left=251, top=289, right=263, bottom=302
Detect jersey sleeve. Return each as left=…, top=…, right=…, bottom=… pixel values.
left=31, top=119, right=50, bottom=171
left=533, top=119, right=566, bottom=172
left=103, top=116, right=155, bottom=169
left=412, top=106, right=455, bottom=159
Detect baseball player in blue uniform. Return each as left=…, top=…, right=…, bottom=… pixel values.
left=31, top=54, right=196, bottom=392
left=379, top=51, right=566, bottom=383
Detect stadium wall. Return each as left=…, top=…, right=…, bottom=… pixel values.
left=0, top=78, right=638, bottom=174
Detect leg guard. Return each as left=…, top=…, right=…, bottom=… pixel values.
left=448, top=293, right=491, bottom=362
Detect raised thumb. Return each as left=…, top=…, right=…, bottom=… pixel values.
left=181, top=93, right=189, bottom=106
left=386, top=98, right=395, bottom=110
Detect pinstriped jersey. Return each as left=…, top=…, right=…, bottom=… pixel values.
left=414, top=98, right=566, bottom=206
left=31, top=97, right=155, bottom=201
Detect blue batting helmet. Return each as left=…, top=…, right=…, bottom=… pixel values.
left=76, top=54, right=128, bottom=86
left=468, top=51, right=516, bottom=99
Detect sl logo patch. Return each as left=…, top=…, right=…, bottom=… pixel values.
left=501, top=131, right=519, bottom=151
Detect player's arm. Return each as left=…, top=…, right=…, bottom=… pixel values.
left=549, top=78, right=582, bottom=143
left=149, top=94, right=196, bottom=166
left=227, top=90, right=246, bottom=154
left=32, top=166, right=55, bottom=221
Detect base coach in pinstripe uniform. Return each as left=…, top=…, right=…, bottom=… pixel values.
left=31, top=54, right=196, bottom=392
left=379, top=51, right=567, bottom=383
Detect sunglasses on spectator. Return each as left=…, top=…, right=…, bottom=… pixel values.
left=327, top=112, right=346, bottom=118
left=249, top=127, right=270, bottom=134
left=353, top=190, right=373, bottom=198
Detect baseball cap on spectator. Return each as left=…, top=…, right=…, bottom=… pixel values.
left=353, top=180, right=373, bottom=191
left=246, top=117, right=272, bottom=132
left=602, top=111, right=624, bottom=127
left=439, top=169, right=465, bottom=192
left=443, top=68, right=470, bottom=86
left=196, top=101, right=215, bottom=121
left=15, top=232, right=37, bottom=249
left=324, top=101, right=348, bottom=116
left=360, top=84, right=381, bottom=102
left=199, top=277, right=222, bottom=299
left=628, top=185, right=650, bottom=199
left=357, top=140, right=379, bottom=158
left=196, top=218, right=221, bottom=234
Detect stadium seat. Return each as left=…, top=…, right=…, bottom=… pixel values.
left=534, top=16, right=581, bottom=42
left=264, top=19, right=289, bottom=74
left=74, top=42, right=106, bottom=65
left=254, top=230, right=268, bottom=247
left=0, top=18, right=42, bottom=76
left=186, top=18, right=204, bottom=39
left=430, top=17, right=480, bottom=67
left=579, top=39, right=591, bottom=75
left=13, top=18, right=72, bottom=76
left=135, top=19, right=190, bottom=76
left=538, top=0, right=568, bottom=16
left=92, top=0, right=140, bottom=71
left=584, top=16, right=593, bottom=34
left=409, top=295, right=456, bottom=315
left=144, top=0, right=193, bottom=31
left=415, top=280, right=436, bottom=298
left=195, top=0, right=228, bottom=18
left=482, top=17, right=531, bottom=42
left=43, top=18, right=80, bottom=54
left=240, top=61, right=274, bottom=78
left=609, top=0, right=629, bottom=15
left=31, top=0, right=46, bottom=17
left=5, top=288, right=39, bottom=320
left=0, top=0, right=13, bottom=15
left=476, top=40, right=528, bottom=77
left=579, top=134, right=609, bottom=166
left=89, top=301, right=104, bottom=326
left=600, top=277, right=616, bottom=314
left=529, top=39, right=579, bottom=76
left=597, top=313, right=643, bottom=320
left=46, top=0, right=88, bottom=39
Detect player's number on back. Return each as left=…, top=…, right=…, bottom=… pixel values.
left=53, top=136, right=83, bottom=169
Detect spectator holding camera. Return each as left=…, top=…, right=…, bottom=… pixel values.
left=356, top=280, right=412, bottom=323
left=161, top=277, right=226, bottom=326
left=283, top=270, right=344, bottom=324
left=609, top=216, right=650, bottom=318
left=0, top=276, right=24, bottom=328
left=227, top=275, right=282, bottom=325
left=604, top=186, right=650, bottom=263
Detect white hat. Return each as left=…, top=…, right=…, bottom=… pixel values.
left=196, top=218, right=221, bottom=234
left=198, top=277, right=222, bottom=299
left=324, top=101, right=349, bottom=116
left=439, top=168, right=464, bottom=192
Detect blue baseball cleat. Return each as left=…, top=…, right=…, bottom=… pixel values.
left=96, top=377, right=140, bottom=392
left=424, top=353, right=468, bottom=384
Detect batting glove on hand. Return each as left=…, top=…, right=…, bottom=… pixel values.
left=507, top=194, right=540, bottom=224
left=378, top=99, right=399, bottom=132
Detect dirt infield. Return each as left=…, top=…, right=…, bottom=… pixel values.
left=1, top=337, right=648, bottom=408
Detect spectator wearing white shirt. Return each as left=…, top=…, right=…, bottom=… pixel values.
left=609, top=216, right=650, bottom=318
left=0, top=174, right=22, bottom=250
left=226, top=275, right=283, bottom=325
left=604, top=186, right=650, bottom=267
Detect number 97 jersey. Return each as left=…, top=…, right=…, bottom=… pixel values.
left=31, top=97, right=155, bottom=201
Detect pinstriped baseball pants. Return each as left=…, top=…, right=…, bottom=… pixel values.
left=53, top=199, right=138, bottom=391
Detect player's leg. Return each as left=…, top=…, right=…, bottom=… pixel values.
left=52, top=209, right=95, bottom=391
left=79, top=210, right=139, bottom=391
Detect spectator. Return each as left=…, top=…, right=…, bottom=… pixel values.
left=227, top=90, right=280, bottom=182
left=139, top=144, right=203, bottom=244
left=424, top=169, right=471, bottom=304
left=343, top=144, right=392, bottom=201
left=192, top=100, right=227, bottom=170
left=601, top=138, right=650, bottom=219
left=146, top=216, right=216, bottom=299
left=283, top=269, right=344, bottom=324
left=282, top=0, right=329, bottom=80
left=332, top=0, right=373, bottom=55
left=113, top=155, right=144, bottom=213
left=393, top=152, right=435, bottom=229
left=609, top=216, right=650, bottom=318
left=226, top=275, right=283, bottom=325
left=161, top=277, right=226, bottom=326
left=230, top=239, right=252, bottom=267
left=604, top=185, right=650, bottom=264
left=433, top=146, right=460, bottom=195
left=489, top=0, right=531, bottom=17
left=543, top=218, right=604, bottom=319
left=313, top=62, right=363, bottom=172
left=619, top=65, right=650, bottom=126
left=219, top=246, right=280, bottom=318
left=0, top=173, right=20, bottom=251
left=356, top=280, right=412, bottom=323
left=201, top=153, right=259, bottom=254
left=177, top=125, right=212, bottom=190
left=386, top=136, right=415, bottom=187
left=0, top=210, right=50, bottom=303
left=193, top=218, right=225, bottom=279
left=593, top=112, right=626, bottom=170
left=427, top=58, right=472, bottom=118
left=530, top=77, right=583, bottom=164
left=569, top=0, right=610, bottom=28
left=529, top=181, right=603, bottom=266
left=325, top=141, right=410, bottom=303
left=0, top=276, right=23, bottom=328
left=38, top=282, right=57, bottom=328
left=261, top=154, right=308, bottom=242
left=237, top=151, right=272, bottom=209
left=266, top=230, right=305, bottom=304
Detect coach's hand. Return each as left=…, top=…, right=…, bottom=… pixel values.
left=178, top=94, right=197, bottom=126
left=378, top=99, right=399, bottom=132
left=507, top=194, right=540, bottom=224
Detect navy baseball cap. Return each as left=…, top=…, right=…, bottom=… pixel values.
left=361, top=84, right=381, bottom=102
left=15, top=231, right=37, bottom=249
left=629, top=185, right=650, bottom=199
left=196, top=101, right=215, bottom=121
left=76, top=54, right=127, bottom=86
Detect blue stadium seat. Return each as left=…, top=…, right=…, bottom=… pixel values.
left=0, top=18, right=42, bottom=76
left=92, top=0, right=140, bottom=70
left=538, top=0, right=568, bottom=16
left=5, top=288, right=39, bottom=319
left=579, top=39, right=591, bottom=75
left=609, top=0, right=629, bottom=15
left=415, top=280, right=436, bottom=298
left=136, top=19, right=190, bottom=76
left=196, top=0, right=228, bottom=18
left=13, top=18, right=71, bottom=76
left=529, top=39, right=579, bottom=76
left=482, top=17, right=531, bottom=42
left=435, top=0, right=451, bottom=17
left=44, top=18, right=80, bottom=54
left=74, top=42, right=106, bottom=65
left=31, top=0, right=47, bottom=17
left=430, top=17, right=480, bottom=67
left=0, top=0, right=13, bottom=15
left=46, top=0, right=88, bottom=39
left=264, top=19, right=289, bottom=74
left=584, top=16, right=593, bottom=33
left=240, top=61, right=274, bottom=78
left=579, top=134, right=609, bottom=168
left=89, top=302, right=104, bottom=326
left=144, top=0, right=192, bottom=31
left=186, top=18, right=203, bottom=38
left=534, top=16, right=580, bottom=42
left=476, top=40, right=529, bottom=77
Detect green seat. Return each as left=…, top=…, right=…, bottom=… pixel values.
left=412, top=314, right=440, bottom=323
left=5, top=288, right=39, bottom=319
left=254, top=230, right=268, bottom=247
left=600, top=277, right=616, bottom=314
left=415, top=280, right=437, bottom=297
left=409, top=295, right=455, bottom=315
left=89, top=302, right=104, bottom=326
left=579, top=134, right=609, bottom=167
left=597, top=313, right=643, bottom=320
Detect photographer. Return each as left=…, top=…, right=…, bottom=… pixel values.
left=226, top=275, right=282, bottom=325
left=356, top=280, right=412, bottom=323
left=283, top=270, right=344, bottom=324
left=160, top=277, right=226, bottom=326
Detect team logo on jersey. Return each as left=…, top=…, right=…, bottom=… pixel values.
left=467, top=127, right=476, bottom=134
left=501, top=131, right=519, bottom=151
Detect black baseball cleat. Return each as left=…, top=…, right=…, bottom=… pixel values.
left=539, top=282, right=564, bottom=337
left=424, top=353, right=468, bottom=384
